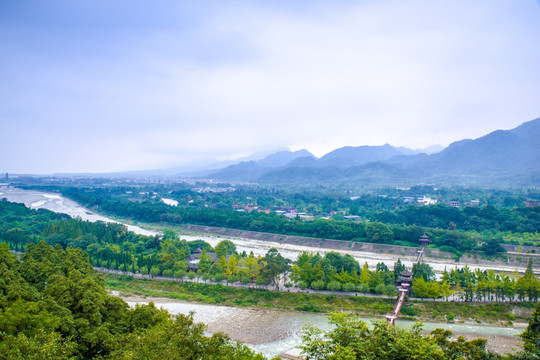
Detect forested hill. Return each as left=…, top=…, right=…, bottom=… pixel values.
left=0, top=240, right=270, bottom=359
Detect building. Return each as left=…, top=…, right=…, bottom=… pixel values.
left=417, top=196, right=437, bottom=205
left=468, top=199, right=480, bottom=207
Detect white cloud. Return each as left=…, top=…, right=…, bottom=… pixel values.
left=1, top=0, right=539, bottom=173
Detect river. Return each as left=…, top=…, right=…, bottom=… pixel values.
left=1, top=187, right=529, bottom=275
left=120, top=295, right=524, bottom=358
left=0, top=187, right=156, bottom=236
left=1, top=187, right=528, bottom=357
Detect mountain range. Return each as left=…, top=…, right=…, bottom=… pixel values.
left=208, top=118, right=540, bottom=187
left=48, top=118, right=540, bottom=187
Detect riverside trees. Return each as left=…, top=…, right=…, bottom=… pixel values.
left=300, top=313, right=503, bottom=360
left=60, top=186, right=540, bottom=257
left=1, top=200, right=538, bottom=300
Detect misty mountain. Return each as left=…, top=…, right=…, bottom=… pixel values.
left=209, top=149, right=315, bottom=181
left=406, top=118, right=540, bottom=177
left=61, top=118, right=538, bottom=187
left=211, top=144, right=418, bottom=182
left=256, top=118, right=540, bottom=186
left=318, top=144, right=408, bottom=168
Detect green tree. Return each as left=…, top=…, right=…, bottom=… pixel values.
left=214, top=240, right=237, bottom=258
left=393, top=258, right=405, bottom=281
left=365, top=222, right=394, bottom=243
left=259, top=248, right=290, bottom=288
left=110, top=313, right=269, bottom=360
left=412, top=262, right=435, bottom=282
left=519, top=301, right=540, bottom=357
left=301, top=313, right=444, bottom=359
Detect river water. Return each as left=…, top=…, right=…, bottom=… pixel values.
left=121, top=296, right=524, bottom=358
left=2, top=187, right=527, bottom=356
left=1, top=187, right=530, bottom=274
left=0, top=187, right=156, bottom=236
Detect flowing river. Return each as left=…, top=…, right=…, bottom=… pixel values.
left=120, top=295, right=524, bottom=358
left=1, top=187, right=528, bottom=357
left=1, top=187, right=529, bottom=275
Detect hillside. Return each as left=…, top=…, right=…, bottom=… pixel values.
left=210, top=149, right=315, bottom=181
left=256, top=118, right=540, bottom=186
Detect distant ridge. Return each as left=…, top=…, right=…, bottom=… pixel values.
left=255, top=118, right=540, bottom=186
left=209, top=149, right=315, bottom=181
left=53, top=118, right=540, bottom=187
left=319, top=144, right=406, bottom=168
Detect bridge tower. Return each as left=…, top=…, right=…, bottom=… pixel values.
left=386, top=235, right=431, bottom=325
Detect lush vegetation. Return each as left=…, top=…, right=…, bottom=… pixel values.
left=2, top=242, right=538, bottom=359
left=57, top=186, right=540, bottom=255
left=1, top=200, right=538, bottom=302
left=0, top=200, right=289, bottom=287
left=0, top=242, right=270, bottom=359
left=1, top=193, right=539, bottom=358
left=103, top=274, right=534, bottom=324
left=300, top=310, right=540, bottom=359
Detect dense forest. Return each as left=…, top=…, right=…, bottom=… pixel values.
left=1, top=199, right=538, bottom=302
left=0, top=241, right=538, bottom=359
left=57, top=186, right=540, bottom=260
left=0, top=242, right=269, bottom=359
left=1, top=198, right=539, bottom=358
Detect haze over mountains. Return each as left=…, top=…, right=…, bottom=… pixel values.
left=43, top=118, right=539, bottom=187
left=208, top=118, right=540, bottom=186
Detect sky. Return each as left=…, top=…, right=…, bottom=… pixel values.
left=1, top=0, right=540, bottom=174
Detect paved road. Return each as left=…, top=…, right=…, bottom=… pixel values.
left=97, top=267, right=525, bottom=304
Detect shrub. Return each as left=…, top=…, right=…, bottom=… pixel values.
left=384, top=284, right=398, bottom=296
left=375, top=283, right=386, bottom=295
left=327, top=281, right=342, bottom=292
left=162, top=269, right=173, bottom=277
left=311, top=280, right=325, bottom=290
left=342, top=282, right=357, bottom=292
left=213, top=273, right=226, bottom=282
left=401, top=305, right=418, bottom=317
left=357, top=283, right=370, bottom=293
left=174, top=269, right=186, bottom=278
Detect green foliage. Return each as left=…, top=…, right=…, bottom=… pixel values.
left=109, top=312, right=267, bottom=360
left=0, top=242, right=268, bottom=360
left=300, top=313, right=507, bottom=360
left=519, top=301, right=540, bottom=357
left=215, top=240, right=237, bottom=257
left=481, top=238, right=507, bottom=256
left=412, top=262, right=436, bottom=282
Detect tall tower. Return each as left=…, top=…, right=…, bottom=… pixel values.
left=416, top=234, right=431, bottom=263
left=386, top=234, right=432, bottom=325
left=419, top=234, right=431, bottom=248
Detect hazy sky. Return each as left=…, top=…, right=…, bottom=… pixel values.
left=1, top=0, right=540, bottom=174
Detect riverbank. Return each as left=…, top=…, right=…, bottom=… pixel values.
left=3, top=187, right=533, bottom=276
left=103, top=273, right=534, bottom=325
left=109, top=214, right=535, bottom=275
left=116, top=293, right=526, bottom=357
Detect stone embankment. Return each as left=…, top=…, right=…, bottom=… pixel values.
left=182, top=224, right=536, bottom=268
